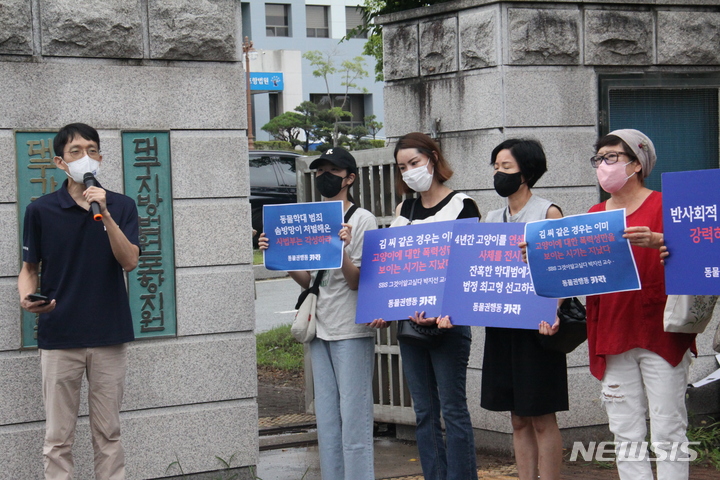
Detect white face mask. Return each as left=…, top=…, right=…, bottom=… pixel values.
left=402, top=163, right=434, bottom=192
left=63, top=155, right=101, bottom=184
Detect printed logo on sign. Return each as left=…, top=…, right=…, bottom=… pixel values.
left=569, top=441, right=699, bottom=462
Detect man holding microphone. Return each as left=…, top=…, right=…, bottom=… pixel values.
left=18, top=123, right=140, bottom=480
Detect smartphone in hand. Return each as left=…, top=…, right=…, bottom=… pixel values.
left=27, top=293, right=50, bottom=305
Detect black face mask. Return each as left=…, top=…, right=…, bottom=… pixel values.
left=493, top=171, right=523, bottom=197
left=316, top=172, right=347, bottom=198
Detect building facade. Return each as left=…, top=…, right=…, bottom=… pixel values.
left=377, top=0, right=720, bottom=450
left=0, top=1, right=257, bottom=478
left=241, top=0, right=386, bottom=144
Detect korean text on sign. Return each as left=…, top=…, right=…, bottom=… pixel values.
left=525, top=209, right=640, bottom=298
left=442, top=222, right=557, bottom=329
left=663, top=169, right=720, bottom=295
left=263, top=201, right=344, bottom=271
left=356, top=218, right=477, bottom=323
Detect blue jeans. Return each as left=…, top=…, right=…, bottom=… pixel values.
left=310, top=336, right=375, bottom=480
left=399, top=326, right=478, bottom=480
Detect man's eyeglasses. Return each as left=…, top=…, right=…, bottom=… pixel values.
left=590, top=152, right=633, bottom=168
left=64, top=147, right=101, bottom=160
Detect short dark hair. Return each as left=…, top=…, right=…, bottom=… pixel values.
left=53, top=123, right=100, bottom=158
left=490, top=138, right=547, bottom=188
left=393, top=132, right=454, bottom=194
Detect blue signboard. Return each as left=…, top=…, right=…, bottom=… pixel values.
left=355, top=219, right=476, bottom=323
left=442, top=223, right=558, bottom=329
left=662, top=169, right=720, bottom=294
left=250, top=72, right=283, bottom=91
left=525, top=210, right=640, bottom=298
left=263, top=201, right=344, bottom=271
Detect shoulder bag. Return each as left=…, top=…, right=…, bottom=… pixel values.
left=290, top=205, right=358, bottom=343
left=396, top=319, right=446, bottom=348
left=291, top=270, right=324, bottom=343
left=538, top=297, right=588, bottom=354
left=663, top=294, right=718, bottom=334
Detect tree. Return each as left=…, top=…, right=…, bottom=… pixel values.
left=362, top=33, right=384, bottom=82
left=303, top=50, right=336, bottom=109
left=349, top=125, right=369, bottom=149
left=339, top=56, right=370, bottom=111
left=343, top=0, right=454, bottom=82
left=364, top=115, right=383, bottom=140
left=294, top=101, right=321, bottom=152
left=302, top=49, right=369, bottom=147
left=260, top=112, right=306, bottom=145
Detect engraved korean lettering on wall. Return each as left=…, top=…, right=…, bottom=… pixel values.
left=123, top=132, right=177, bottom=338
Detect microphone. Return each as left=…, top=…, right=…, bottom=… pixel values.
left=83, top=172, right=103, bottom=221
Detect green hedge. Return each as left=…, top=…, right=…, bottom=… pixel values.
left=253, top=140, right=295, bottom=151
left=251, top=140, right=386, bottom=153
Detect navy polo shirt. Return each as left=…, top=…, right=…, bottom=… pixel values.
left=23, top=180, right=140, bottom=349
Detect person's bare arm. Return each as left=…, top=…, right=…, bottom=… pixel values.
left=102, top=211, right=140, bottom=272
left=85, top=186, right=139, bottom=271
left=18, top=262, right=56, bottom=313
left=289, top=270, right=312, bottom=289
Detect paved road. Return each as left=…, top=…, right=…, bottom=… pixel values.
left=255, top=277, right=301, bottom=333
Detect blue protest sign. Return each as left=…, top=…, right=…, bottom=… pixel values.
left=525, top=210, right=640, bottom=298
left=263, top=201, right=344, bottom=271
left=442, top=222, right=558, bottom=329
left=355, top=219, right=476, bottom=323
left=662, top=169, right=720, bottom=294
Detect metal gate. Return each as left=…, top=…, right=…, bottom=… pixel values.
left=296, top=147, right=416, bottom=425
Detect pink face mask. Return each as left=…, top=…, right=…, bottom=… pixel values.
left=597, top=161, right=636, bottom=193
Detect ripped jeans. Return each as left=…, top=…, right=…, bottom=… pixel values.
left=601, top=348, right=692, bottom=480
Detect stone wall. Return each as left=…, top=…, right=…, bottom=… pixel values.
left=0, top=1, right=257, bottom=479
left=379, top=0, right=720, bottom=448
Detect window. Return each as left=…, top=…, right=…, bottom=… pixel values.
left=346, top=6, right=367, bottom=38
left=306, top=6, right=329, bottom=38
left=269, top=93, right=281, bottom=120
left=241, top=3, right=252, bottom=40
left=599, top=73, right=720, bottom=193
left=266, top=4, right=289, bottom=37
left=310, top=93, right=366, bottom=127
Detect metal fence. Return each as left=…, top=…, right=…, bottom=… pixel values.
left=296, top=148, right=417, bottom=424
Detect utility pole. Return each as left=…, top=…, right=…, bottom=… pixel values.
left=242, top=36, right=255, bottom=150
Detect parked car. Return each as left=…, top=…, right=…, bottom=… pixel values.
left=249, top=150, right=302, bottom=244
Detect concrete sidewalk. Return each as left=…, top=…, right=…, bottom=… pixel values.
left=258, top=414, right=720, bottom=480
left=258, top=413, right=518, bottom=479
left=258, top=436, right=519, bottom=480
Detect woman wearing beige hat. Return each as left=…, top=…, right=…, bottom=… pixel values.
left=585, top=129, right=696, bottom=480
